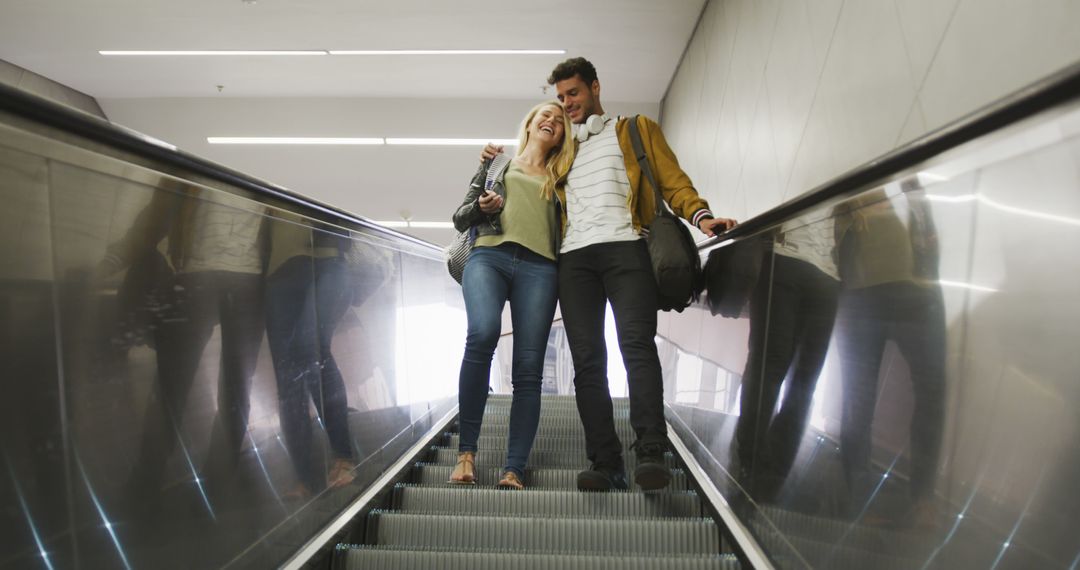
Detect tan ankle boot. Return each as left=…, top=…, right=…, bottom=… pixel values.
left=449, top=451, right=477, bottom=484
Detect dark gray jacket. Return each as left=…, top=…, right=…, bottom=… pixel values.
left=452, top=156, right=562, bottom=256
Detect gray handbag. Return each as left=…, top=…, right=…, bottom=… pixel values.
left=445, top=154, right=512, bottom=284
left=445, top=225, right=476, bottom=284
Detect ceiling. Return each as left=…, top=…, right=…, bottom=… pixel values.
left=0, top=0, right=705, bottom=100
left=0, top=0, right=706, bottom=243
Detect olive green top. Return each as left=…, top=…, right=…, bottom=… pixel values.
left=475, top=162, right=555, bottom=260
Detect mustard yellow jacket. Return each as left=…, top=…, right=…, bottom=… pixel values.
left=553, top=115, right=713, bottom=238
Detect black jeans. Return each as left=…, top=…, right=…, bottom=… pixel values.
left=733, top=254, right=839, bottom=499
left=559, top=240, right=664, bottom=470
left=836, top=281, right=946, bottom=504
left=132, top=271, right=264, bottom=493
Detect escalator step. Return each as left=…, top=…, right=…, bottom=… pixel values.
left=336, top=546, right=741, bottom=569
left=413, top=464, right=691, bottom=491
left=366, top=512, right=721, bottom=555
left=484, top=394, right=605, bottom=404
left=391, top=485, right=703, bottom=518
left=430, top=447, right=679, bottom=469
left=481, top=402, right=630, bottom=414
left=476, top=421, right=636, bottom=438
left=472, top=414, right=635, bottom=430
left=443, top=434, right=592, bottom=452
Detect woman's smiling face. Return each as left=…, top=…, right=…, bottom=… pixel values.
left=529, top=104, right=566, bottom=146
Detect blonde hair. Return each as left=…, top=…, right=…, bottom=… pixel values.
left=515, top=101, right=575, bottom=200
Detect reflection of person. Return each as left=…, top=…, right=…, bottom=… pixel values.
left=264, top=216, right=377, bottom=498
left=486, top=57, right=735, bottom=491
left=102, top=187, right=267, bottom=502
left=833, top=178, right=945, bottom=527
left=732, top=216, right=840, bottom=502
left=450, top=101, right=573, bottom=490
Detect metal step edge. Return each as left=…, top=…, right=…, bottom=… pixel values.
left=335, top=545, right=741, bottom=569
left=366, top=512, right=722, bottom=554
left=412, top=464, right=691, bottom=490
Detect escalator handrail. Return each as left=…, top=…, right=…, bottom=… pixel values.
left=696, top=60, right=1080, bottom=252
left=0, top=81, right=441, bottom=251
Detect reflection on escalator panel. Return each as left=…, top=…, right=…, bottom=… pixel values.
left=833, top=177, right=946, bottom=529
left=731, top=215, right=840, bottom=505
left=99, top=184, right=268, bottom=518
left=263, top=215, right=393, bottom=499
left=0, top=146, right=73, bottom=568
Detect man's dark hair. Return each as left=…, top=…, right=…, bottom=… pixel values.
left=547, top=57, right=598, bottom=86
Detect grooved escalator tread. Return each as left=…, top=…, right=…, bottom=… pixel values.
left=430, top=447, right=679, bottom=469
left=391, top=484, right=704, bottom=518
left=366, top=512, right=722, bottom=555
left=412, top=463, right=691, bottom=491
left=336, top=546, right=741, bottom=569
left=443, top=434, right=598, bottom=451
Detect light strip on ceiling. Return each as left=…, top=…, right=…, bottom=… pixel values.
left=386, top=138, right=518, bottom=146
left=371, top=221, right=454, bottom=229
left=100, top=49, right=563, bottom=57
left=208, top=137, right=384, bottom=145
left=206, top=137, right=516, bottom=146
left=408, top=221, right=455, bottom=229
left=100, top=50, right=328, bottom=56
left=328, top=49, right=565, bottom=56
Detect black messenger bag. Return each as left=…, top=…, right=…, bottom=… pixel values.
left=628, top=116, right=703, bottom=313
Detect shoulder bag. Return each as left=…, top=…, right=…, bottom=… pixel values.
left=628, top=116, right=702, bottom=312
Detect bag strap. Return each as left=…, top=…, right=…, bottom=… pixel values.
left=485, top=153, right=513, bottom=191
left=627, top=115, right=667, bottom=218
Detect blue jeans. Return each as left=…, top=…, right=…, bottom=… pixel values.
left=265, top=256, right=354, bottom=491
left=458, top=243, right=558, bottom=477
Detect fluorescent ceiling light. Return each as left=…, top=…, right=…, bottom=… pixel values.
left=101, top=49, right=563, bottom=57
left=373, top=221, right=454, bottom=229
left=408, top=221, right=455, bottom=229
left=386, top=138, right=518, bottom=146
left=208, top=137, right=383, bottom=145
left=207, top=137, right=518, bottom=147
left=100, top=50, right=327, bottom=56
left=328, top=49, right=565, bottom=56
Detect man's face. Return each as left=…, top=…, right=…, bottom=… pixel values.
left=555, top=75, right=599, bottom=124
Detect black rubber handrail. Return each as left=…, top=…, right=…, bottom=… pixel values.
left=697, top=60, right=1080, bottom=251
left=0, top=81, right=440, bottom=251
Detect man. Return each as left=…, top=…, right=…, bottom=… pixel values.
left=483, top=57, right=735, bottom=491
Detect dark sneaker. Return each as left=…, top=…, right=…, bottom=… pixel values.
left=577, top=464, right=628, bottom=491
left=632, top=440, right=671, bottom=491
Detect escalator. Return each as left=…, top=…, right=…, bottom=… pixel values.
left=4, top=59, right=1080, bottom=569
left=336, top=394, right=741, bottom=569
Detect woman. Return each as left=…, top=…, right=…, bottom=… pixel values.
left=450, top=101, right=574, bottom=489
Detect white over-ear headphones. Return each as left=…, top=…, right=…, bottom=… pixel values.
left=576, top=114, right=609, bottom=142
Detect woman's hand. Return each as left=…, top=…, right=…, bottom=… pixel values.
left=478, top=190, right=503, bottom=214
left=480, top=143, right=504, bottom=163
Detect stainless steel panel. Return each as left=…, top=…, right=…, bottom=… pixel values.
left=662, top=101, right=1080, bottom=568
left=0, top=144, right=71, bottom=569
left=0, top=114, right=461, bottom=568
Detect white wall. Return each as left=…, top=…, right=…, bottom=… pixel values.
left=660, top=0, right=1080, bottom=221
left=101, top=97, right=658, bottom=244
